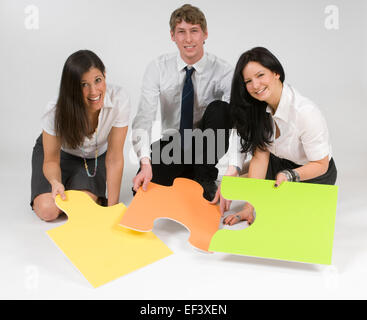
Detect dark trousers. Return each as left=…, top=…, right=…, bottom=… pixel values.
left=142, top=100, right=232, bottom=187
left=266, top=153, right=337, bottom=185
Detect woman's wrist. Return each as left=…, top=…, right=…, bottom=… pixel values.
left=279, top=169, right=300, bottom=182
left=50, top=178, right=62, bottom=186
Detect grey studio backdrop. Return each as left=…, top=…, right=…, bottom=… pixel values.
left=0, top=0, right=367, bottom=299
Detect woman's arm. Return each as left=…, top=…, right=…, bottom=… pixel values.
left=106, top=126, right=128, bottom=206
left=42, top=130, right=66, bottom=200
left=248, top=148, right=270, bottom=179
left=294, top=156, right=329, bottom=180
left=275, top=156, right=329, bottom=186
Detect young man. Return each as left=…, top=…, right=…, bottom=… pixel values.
left=132, top=4, right=243, bottom=201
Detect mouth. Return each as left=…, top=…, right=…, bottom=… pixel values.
left=87, top=95, right=101, bottom=102
left=255, top=87, right=267, bottom=95
left=184, top=45, right=196, bottom=49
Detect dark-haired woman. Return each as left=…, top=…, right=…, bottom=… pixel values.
left=212, top=47, right=337, bottom=225
left=31, top=50, right=130, bottom=221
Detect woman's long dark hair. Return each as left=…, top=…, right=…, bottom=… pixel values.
left=54, top=50, right=105, bottom=149
left=230, top=47, right=285, bottom=155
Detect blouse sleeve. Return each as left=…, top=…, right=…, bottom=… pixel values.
left=298, top=104, right=331, bottom=162
left=41, top=100, right=57, bottom=136
left=112, top=87, right=131, bottom=128
left=227, top=129, right=247, bottom=169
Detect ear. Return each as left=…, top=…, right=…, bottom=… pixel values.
left=274, top=73, right=280, bottom=80
left=203, top=29, right=208, bottom=42
left=170, top=30, right=175, bottom=42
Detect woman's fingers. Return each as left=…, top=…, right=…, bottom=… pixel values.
left=60, top=190, right=66, bottom=200
left=51, top=181, right=66, bottom=200
left=275, top=172, right=288, bottom=187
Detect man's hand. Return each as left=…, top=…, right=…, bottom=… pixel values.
left=210, top=187, right=232, bottom=216
left=133, top=162, right=153, bottom=192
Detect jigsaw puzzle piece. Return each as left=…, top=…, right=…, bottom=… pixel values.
left=208, top=176, right=338, bottom=264
left=120, top=178, right=221, bottom=252
left=47, top=190, right=172, bottom=288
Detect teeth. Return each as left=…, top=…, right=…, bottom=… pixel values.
left=89, top=95, right=100, bottom=101
left=256, top=88, right=266, bottom=94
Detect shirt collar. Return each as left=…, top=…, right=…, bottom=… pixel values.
left=267, top=83, right=291, bottom=123
left=176, top=52, right=207, bottom=73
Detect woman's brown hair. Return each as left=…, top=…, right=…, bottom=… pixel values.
left=54, top=50, right=105, bottom=149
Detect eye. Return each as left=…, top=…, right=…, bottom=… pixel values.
left=258, top=73, right=264, bottom=78
left=95, top=77, right=102, bottom=83
left=81, top=83, right=88, bottom=88
left=244, top=80, right=251, bottom=85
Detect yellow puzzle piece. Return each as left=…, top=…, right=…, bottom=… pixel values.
left=47, top=190, right=173, bottom=288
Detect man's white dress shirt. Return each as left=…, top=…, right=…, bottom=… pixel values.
left=132, top=52, right=244, bottom=168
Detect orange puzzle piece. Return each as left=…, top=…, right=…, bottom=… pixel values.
left=119, top=178, right=221, bottom=252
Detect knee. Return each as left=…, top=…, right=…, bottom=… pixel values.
left=33, top=196, right=60, bottom=222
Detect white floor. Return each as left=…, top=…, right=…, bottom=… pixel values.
left=1, top=149, right=367, bottom=300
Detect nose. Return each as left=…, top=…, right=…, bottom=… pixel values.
left=89, top=84, right=98, bottom=96
left=185, top=31, right=192, bottom=43
left=252, top=78, right=260, bottom=90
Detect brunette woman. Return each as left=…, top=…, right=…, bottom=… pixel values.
left=213, top=47, right=337, bottom=225
left=31, top=50, right=130, bottom=221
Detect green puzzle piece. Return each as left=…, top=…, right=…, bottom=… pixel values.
left=209, top=176, right=338, bottom=265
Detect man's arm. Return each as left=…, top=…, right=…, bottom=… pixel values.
left=131, top=60, right=160, bottom=191
left=132, top=60, right=161, bottom=162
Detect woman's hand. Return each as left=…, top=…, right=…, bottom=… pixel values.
left=210, top=187, right=232, bottom=216
left=50, top=180, right=66, bottom=200
left=274, top=171, right=288, bottom=187
left=223, top=203, right=255, bottom=226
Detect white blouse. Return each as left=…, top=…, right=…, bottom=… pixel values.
left=42, top=83, right=130, bottom=158
left=266, top=83, right=332, bottom=165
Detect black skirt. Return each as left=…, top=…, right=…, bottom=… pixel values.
left=266, top=153, right=337, bottom=185
left=30, top=134, right=108, bottom=207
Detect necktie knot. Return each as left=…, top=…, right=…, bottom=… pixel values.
left=185, top=66, right=195, bottom=78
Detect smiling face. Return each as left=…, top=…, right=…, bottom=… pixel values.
left=171, top=20, right=208, bottom=65
left=242, top=61, right=282, bottom=107
left=81, top=67, right=106, bottom=114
